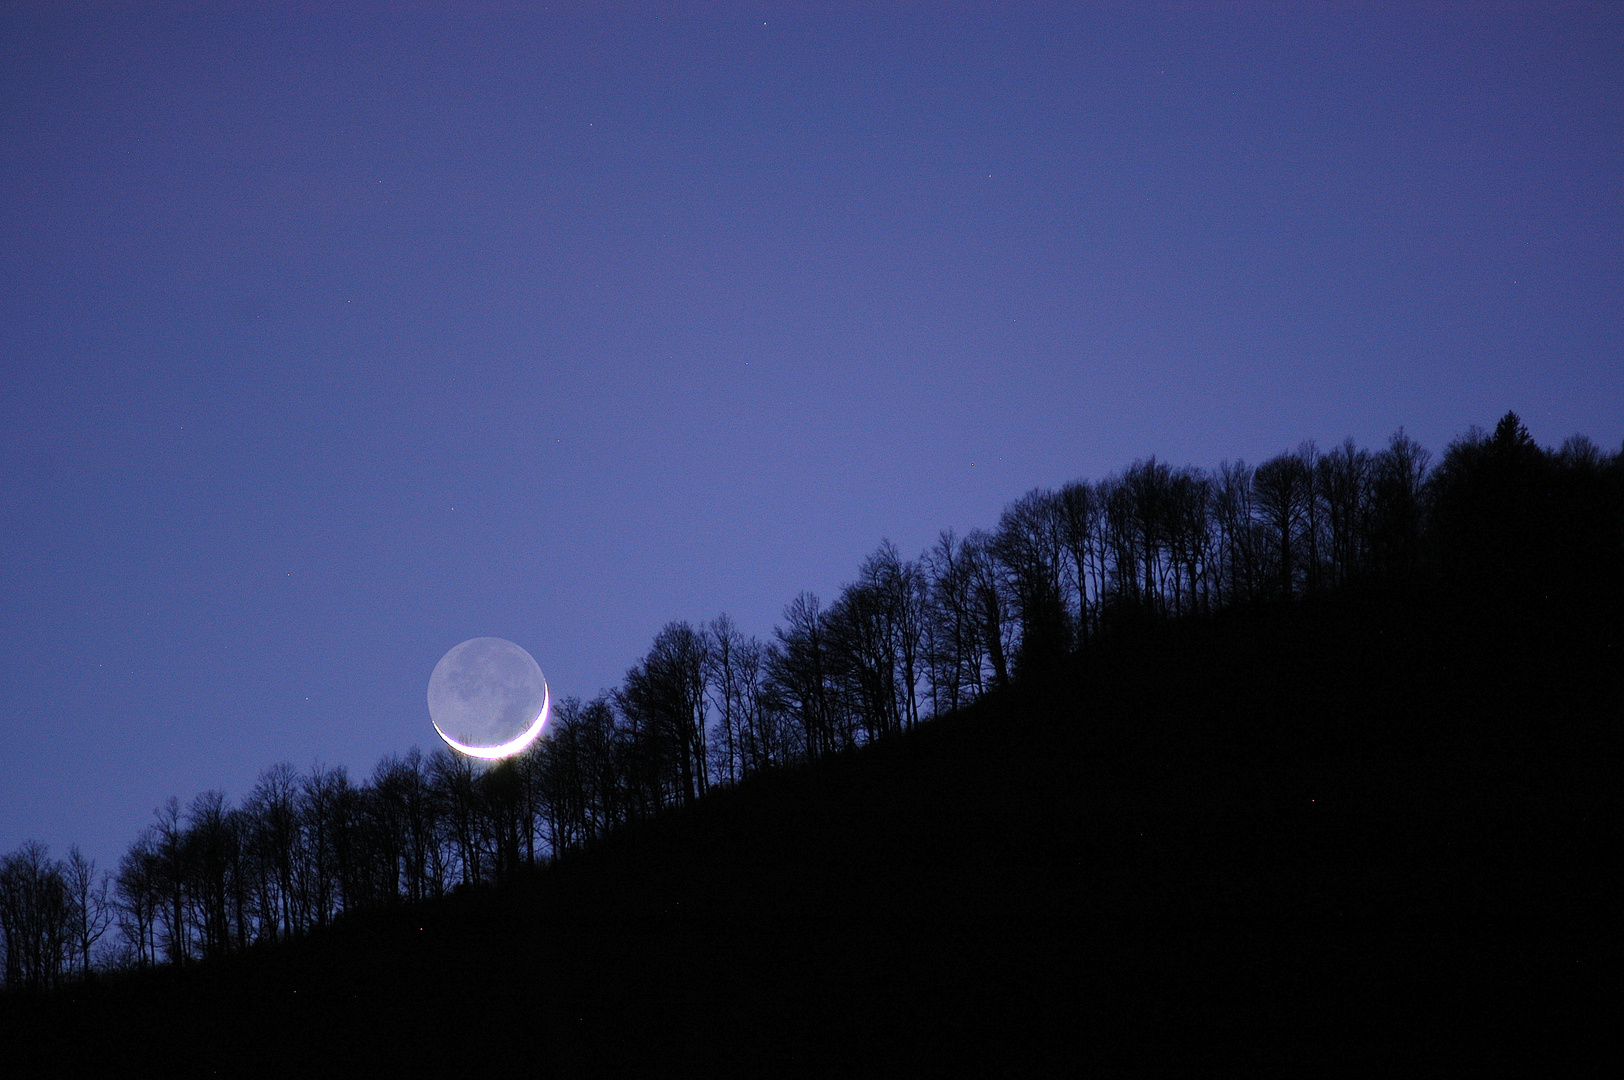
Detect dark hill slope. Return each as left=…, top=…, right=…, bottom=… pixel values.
left=5, top=586, right=1619, bottom=1076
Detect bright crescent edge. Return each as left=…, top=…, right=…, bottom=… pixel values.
left=433, top=682, right=550, bottom=760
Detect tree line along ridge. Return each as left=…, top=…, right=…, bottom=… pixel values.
left=2, top=411, right=1619, bottom=992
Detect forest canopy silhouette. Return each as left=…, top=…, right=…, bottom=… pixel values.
left=2, top=412, right=1620, bottom=1068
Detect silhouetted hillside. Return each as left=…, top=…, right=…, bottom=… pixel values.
left=3, top=577, right=1618, bottom=1075
left=5, top=415, right=1618, bottom=1071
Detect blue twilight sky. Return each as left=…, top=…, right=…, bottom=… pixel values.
left=2, top=2, right=1620, bottom=874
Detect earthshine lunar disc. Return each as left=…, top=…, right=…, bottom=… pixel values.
left=427, top=638, right=549, bottom=760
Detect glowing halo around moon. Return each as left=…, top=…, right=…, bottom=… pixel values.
left=426, top=637, right=550, bottom=760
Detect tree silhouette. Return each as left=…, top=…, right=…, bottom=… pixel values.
left=0, top=841, right=72, bottom=991
left=63, top=846, right=111, bottom=979
left=621, top=621, right=710, bottom=806
left=770, top=593, right=840, bottom=760
left=994, top=490, right=1072, bottom=676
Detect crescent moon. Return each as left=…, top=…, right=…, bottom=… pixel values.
left=433, top=682, right=550, bottom=760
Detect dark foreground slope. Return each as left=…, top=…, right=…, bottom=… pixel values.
left=4, top=585, right=1619, bottom=1077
